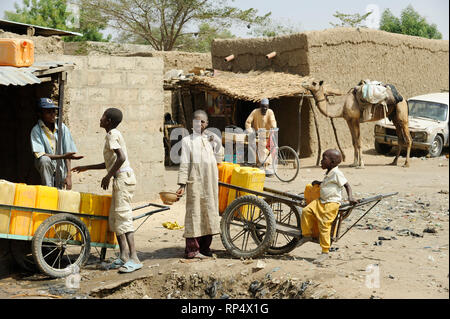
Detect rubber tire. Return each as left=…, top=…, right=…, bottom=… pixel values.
left=274, top=146, right=300, bottom=183
left=374, top=141, right=392, bottom=154
left=31, top=213, right=91, bottom=278
left=220, top=195, right=276, bottom=259
left=257, top=200, right=301, bottom=255
left=428, top=135, right=443, bottom=158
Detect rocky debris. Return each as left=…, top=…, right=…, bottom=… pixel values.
left=423, top=227, right=437, bottom=234
left=205, top=280, right=221, bottom=298
left=253, top=260, right=266, bottom=271
left=396, top=229, right=423, bottom=237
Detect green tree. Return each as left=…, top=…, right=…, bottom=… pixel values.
left=5, top=0, right=71, bottom=30
left=330, top=10, right=372, bottom=28
left=4, top=0, right=110, bottom=42
left=380, top=5, right=442, bottom=39
left=249, top=18, right=301, bottom=37
left=176, top=23, right=235, bottom=52
left=83, top=0, right=271, bottom=51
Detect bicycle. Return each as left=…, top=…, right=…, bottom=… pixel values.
left=244, top=128, right=300, bottom=183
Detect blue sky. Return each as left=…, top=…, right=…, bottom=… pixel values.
left=1, top=0, right=448, bottom=40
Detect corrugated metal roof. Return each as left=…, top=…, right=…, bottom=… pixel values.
left=0, top=19, right=82, bottom=37
left=0, top=61, right=74, bottom=86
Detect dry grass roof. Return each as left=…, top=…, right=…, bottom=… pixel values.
left=189, top=71, right=342, bottom=102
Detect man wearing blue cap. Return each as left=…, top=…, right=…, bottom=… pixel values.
left=30, top=98, right=83, bottom=189
left=245, top=98, right=278, bottom=176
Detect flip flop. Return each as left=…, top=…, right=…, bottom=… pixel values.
left=118, top=260, right=143, bottom=273
left=101, top=258, right=125, bottom=270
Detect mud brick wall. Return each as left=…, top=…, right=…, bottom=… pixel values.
left=211, top=28, right=449, bottom=156
left=0, top=30, right=64, bottom=55
left=35, top=55, right=165, bottom=201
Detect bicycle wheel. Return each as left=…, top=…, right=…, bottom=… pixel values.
left=220, top=195, right=276, bottom=259
left=31, top=213, right=91, bottom=278
left=273, top=146, right=300, bottom=182
left=253, top=200, right=301, bottom=255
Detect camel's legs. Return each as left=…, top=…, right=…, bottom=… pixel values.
left=354, top=121, right=364, bottom=168
left=400, top=122, right=412, bottom=167
left=346, top=118, right=363, bottom=167
left=391, top=116, right=412, bottom=167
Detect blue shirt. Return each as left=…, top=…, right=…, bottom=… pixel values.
left=30, top=120, right=77, bottom=177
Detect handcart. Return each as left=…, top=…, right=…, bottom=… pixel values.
left=218, top=181, right=397, bottom=259
left=0, top=202, right=169, bottom=278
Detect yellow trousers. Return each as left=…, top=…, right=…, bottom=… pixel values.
left=300, top=199, right=340, bottom=253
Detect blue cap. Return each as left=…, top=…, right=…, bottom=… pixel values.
left=38, top=98, right=58, bottom=109
left=260, top=98, right=269, bottom=105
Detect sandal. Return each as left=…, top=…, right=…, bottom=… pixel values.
left=118, top=260, right=143, bottom=273
left=101, top=258, right=125, bottom=270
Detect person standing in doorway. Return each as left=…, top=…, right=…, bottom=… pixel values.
left=30, top=98, right=83, bottom=189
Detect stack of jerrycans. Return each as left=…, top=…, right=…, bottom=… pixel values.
left=0, top=180, right=16, bottom=234
left=227, top=167, right=265, bottom=220
left=102, top=195, right=118, bottom=245
left=10, top=183, right=37, bottom=236
left=33, top=186, right=58, bottom=236
left=217, top=162, right=240, bottom=215
left=80, top=193, right=104, bottom=243
left=58, top=189, right=81, bottom=240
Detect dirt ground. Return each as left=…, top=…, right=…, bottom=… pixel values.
left=0, top=147, right=448, bottom=300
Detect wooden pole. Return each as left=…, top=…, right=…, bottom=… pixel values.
left=297, top=93, right=304, bottom=155
left=330, top=118, right=346, bottom=162
left=54, top=72, right=65, bottom=189
left=308, top=97, right=321, bottom=166
left=177, top=88, right=186, bottom=127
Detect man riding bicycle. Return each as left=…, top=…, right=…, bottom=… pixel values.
left=245, top=98, right=278, bottom=176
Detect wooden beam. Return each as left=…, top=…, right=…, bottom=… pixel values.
left=33, top=66, right=74, bottom=77
left=308, top=97, right=322, bottom=166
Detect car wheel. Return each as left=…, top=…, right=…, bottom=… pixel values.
left=429, top=135, right=443, bottom=158
left=374, top=141, right=392, bottom=154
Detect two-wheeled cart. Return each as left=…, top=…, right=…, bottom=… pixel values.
left=0, top=202, right=169, bottom=278
left=219, top=181, right=397, bottom=258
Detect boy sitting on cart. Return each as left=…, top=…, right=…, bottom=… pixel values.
left=299, top=149, right=358, bottom=264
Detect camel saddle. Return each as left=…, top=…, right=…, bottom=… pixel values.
left=353, top=81, right=403, bottom=122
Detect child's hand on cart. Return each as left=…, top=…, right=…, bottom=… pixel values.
left=347, top=197, right=359, bottom=205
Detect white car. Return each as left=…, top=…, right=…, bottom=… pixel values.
left=374, top=92, right=449, bottom=157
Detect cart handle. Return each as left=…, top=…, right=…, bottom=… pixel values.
left=336, top=192, right=398, bottom=241
left=132, top=203, right=171, bottom=233
left=132, top=203, right=170, bottom=221
left=338, top=192, right=398, bottom=211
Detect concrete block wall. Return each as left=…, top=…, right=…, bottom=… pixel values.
left=35, top=55, right=165, bottom=201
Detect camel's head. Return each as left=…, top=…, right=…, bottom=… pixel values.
left=302, top=79, right=324, bottom=93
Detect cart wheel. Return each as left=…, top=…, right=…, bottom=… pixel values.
left=220, top=195, right=276, bottom=259
left=255, top=200, right=301, bottom=255
left=10, top=240, right=37, bottom=273
left=31, top=213, right=91, bottom=278
left=273, top=146, right=300, bottom=183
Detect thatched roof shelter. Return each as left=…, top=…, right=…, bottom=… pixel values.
left=188, top=70, right=343, bottom=102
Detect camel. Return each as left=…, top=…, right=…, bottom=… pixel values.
left=302, top=79, right=412, bottom=168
